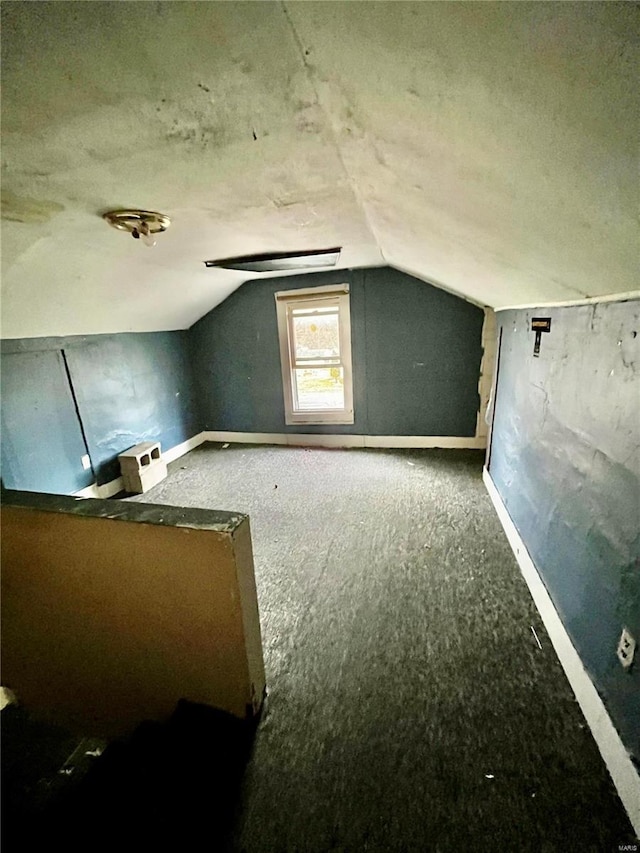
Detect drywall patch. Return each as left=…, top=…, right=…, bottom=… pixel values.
left=476, top=307, right=497, bottom=440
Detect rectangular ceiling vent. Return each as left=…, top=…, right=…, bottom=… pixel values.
left=204, top=247, right=341, bottom=273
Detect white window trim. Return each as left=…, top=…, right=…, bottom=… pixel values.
left=275, top=284, right=354, bottom=425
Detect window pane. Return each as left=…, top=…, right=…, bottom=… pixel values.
left=291, top=306, right=337, bottom=315
left=292, top=309, right=340, bottom=360
left=294, top=367, right=345, bottom=410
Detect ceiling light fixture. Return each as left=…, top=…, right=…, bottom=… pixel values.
left=103, top=209, right=171, bottom=247
left=204, top=247, right=342, bottom=273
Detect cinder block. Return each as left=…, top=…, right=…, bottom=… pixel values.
left=119, top=442, right=166, bottom=494
left=122, top=460, right=167, bottom=494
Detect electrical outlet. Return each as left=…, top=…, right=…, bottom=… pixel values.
left=616, top=628, right=636, bottom=670
left=81, top=454, right=92, bottom=471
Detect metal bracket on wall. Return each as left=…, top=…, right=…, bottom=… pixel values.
left=531, top=317, right=551, bottom=357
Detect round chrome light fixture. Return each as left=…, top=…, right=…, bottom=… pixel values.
left=103, top=209, right=171, bottom=247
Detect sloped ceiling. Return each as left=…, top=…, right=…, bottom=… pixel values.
left=1, top=1, right=638, bottom=338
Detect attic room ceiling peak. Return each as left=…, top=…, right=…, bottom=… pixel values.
left=1, top=1, right=638, bottom=338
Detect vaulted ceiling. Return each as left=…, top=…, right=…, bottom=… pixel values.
left=2, top=1, right=638, bottom=338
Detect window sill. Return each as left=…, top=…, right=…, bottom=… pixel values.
left=285, top=412, right=354, bottom=426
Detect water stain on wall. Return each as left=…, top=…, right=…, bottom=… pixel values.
left=1, top=190, right=64, bottom=224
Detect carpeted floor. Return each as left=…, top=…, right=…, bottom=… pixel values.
left=130, top=443, right=636, bottom=851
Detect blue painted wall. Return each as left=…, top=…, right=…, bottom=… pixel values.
left=190, top=267, right=485, bottom=436
left=489, top=299, right=640, bottom=760
left=1, top=349, right=94, bottom=494
left=1, top=332, right=199, bottom=490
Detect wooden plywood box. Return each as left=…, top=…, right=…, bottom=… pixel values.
left=1, top=492, right=265, bottom=737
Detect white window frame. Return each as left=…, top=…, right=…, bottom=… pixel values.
left=275, top=284, right=354, bottom=425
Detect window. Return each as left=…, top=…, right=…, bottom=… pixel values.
left=275, top=284, right=354, bottom=425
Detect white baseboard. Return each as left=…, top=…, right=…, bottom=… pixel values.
left=483, top=467, right=640, bottom=837
left=74, top=432, right=206, bottom=499
left=202, top=431, right=486, bottom=450
left=74, top=477, right=125, bottom=500
left=162, top=431, right=206, bottom=464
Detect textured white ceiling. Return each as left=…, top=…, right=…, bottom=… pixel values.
left=1, top=1, right=638, bottom=338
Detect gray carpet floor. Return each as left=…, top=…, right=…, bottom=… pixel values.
left=131, top=443, right=635, bottom=851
